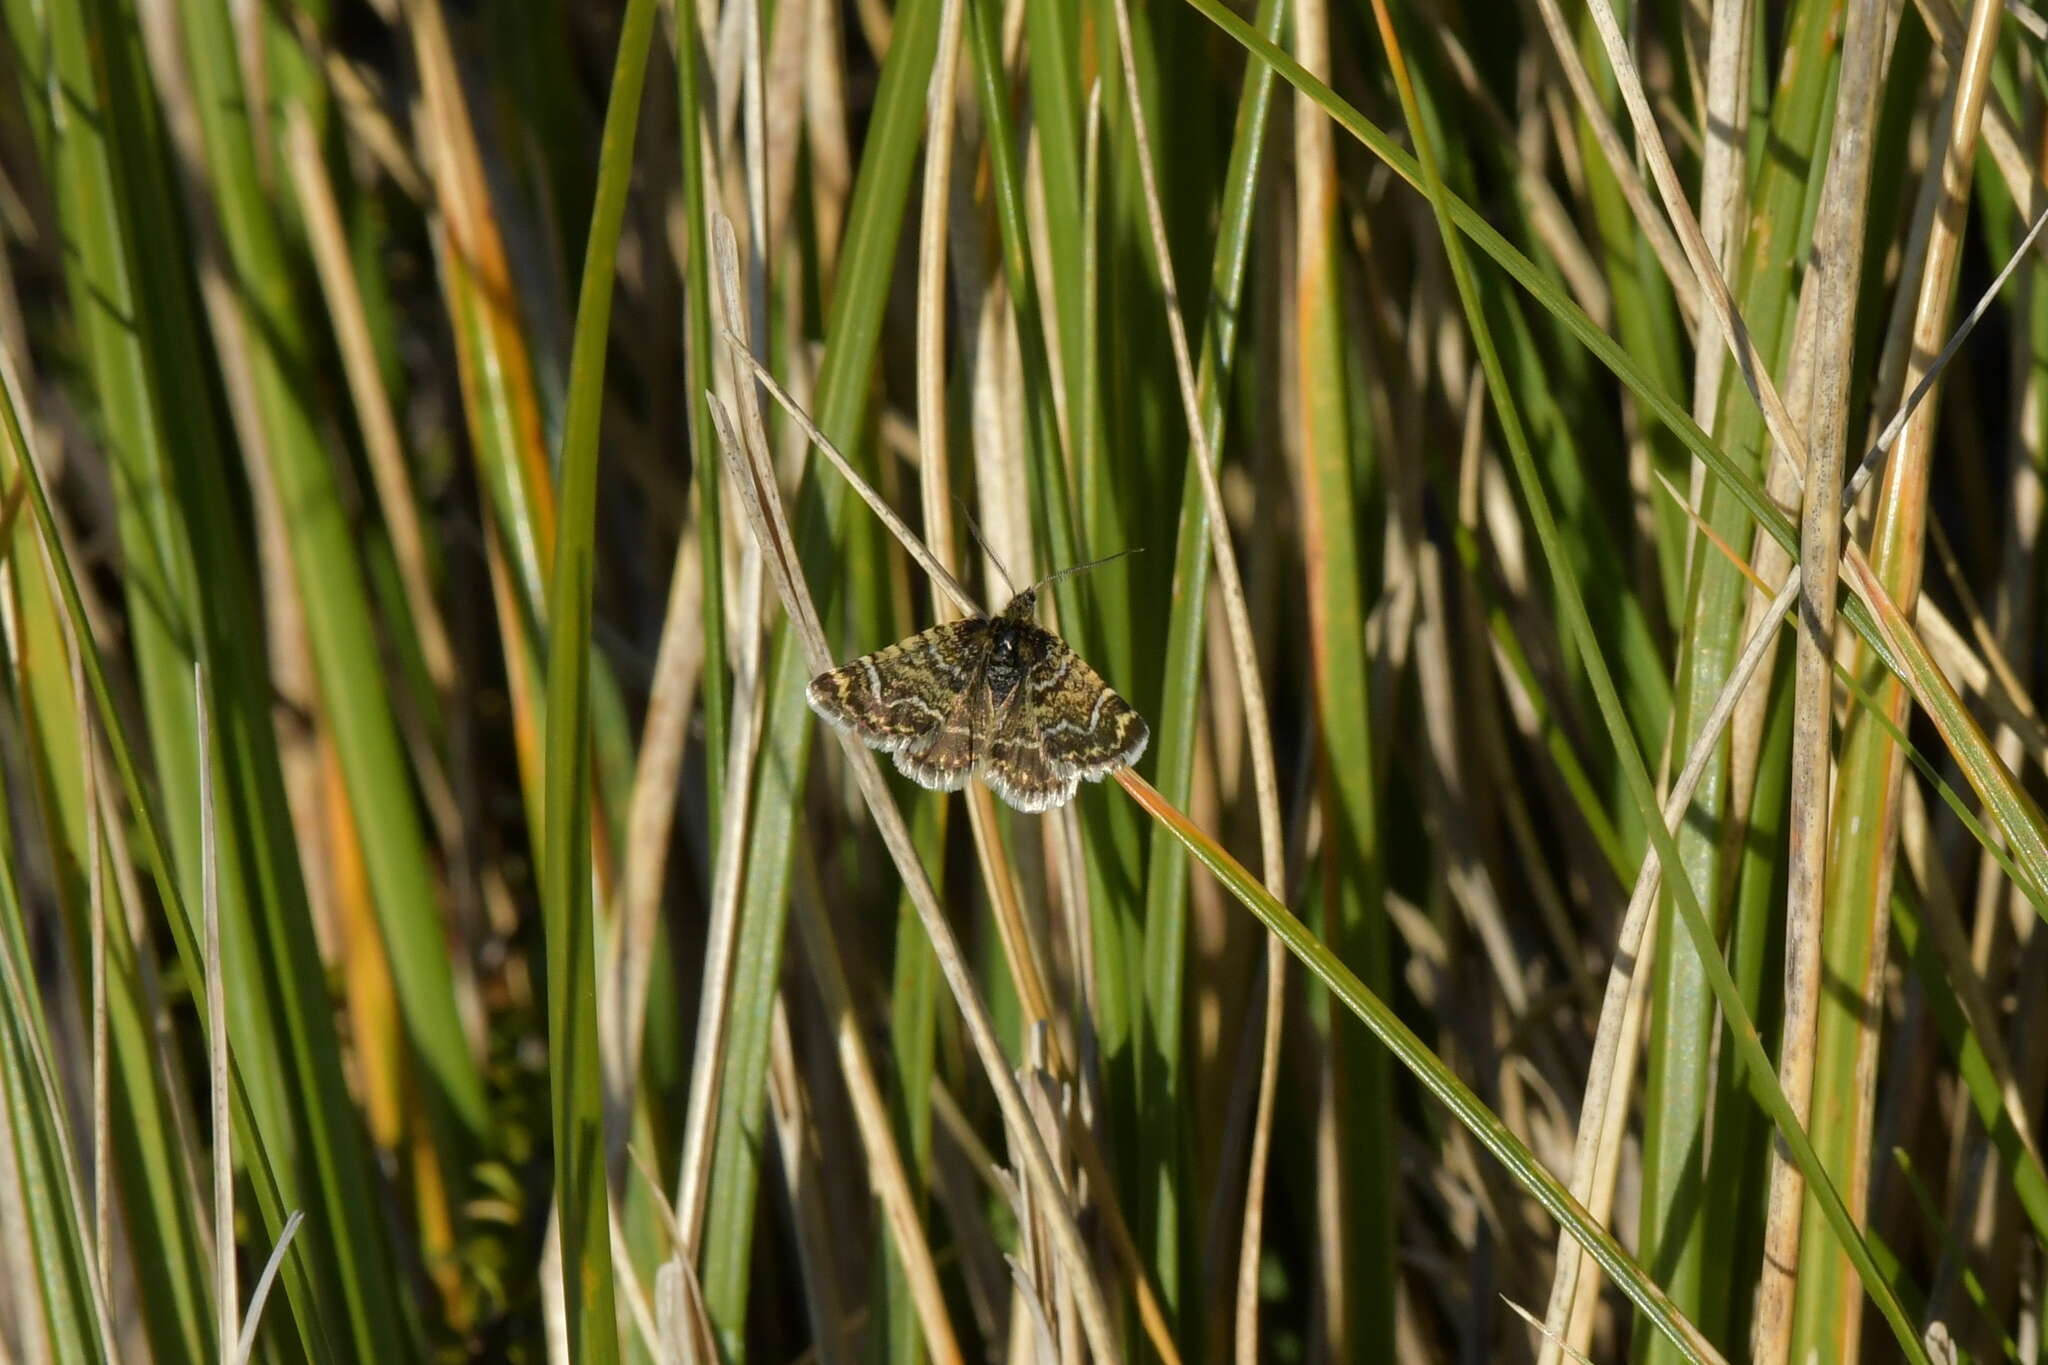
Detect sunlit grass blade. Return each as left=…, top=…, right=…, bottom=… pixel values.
left=539, top=1, right=661, bottom=1360
left=1359, top=0, right=1928, bottom=1355
left=1119, top=771, right=1726, bottom=1364
left=172, top=0, right=487, bottom=1151
left=1627, top=0, right=1836, bottom=1346
left=698, top=0, right=944, bottom=1343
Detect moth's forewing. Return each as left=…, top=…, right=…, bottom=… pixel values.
left=1029, top=634, right=1150, bottom=781
left=809, top=605, right=1147, bottom=812
left=806, top=618, right=989, bottom=754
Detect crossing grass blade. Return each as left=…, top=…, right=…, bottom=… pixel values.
left=7, top=0, right=2048, bottom=1359
left=698, top=0, right=945, bottom=1345
left=1119, top=770, right=1726, bottom=1364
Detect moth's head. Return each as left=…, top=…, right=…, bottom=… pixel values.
left=1003, top=548, right=1137, bottom=621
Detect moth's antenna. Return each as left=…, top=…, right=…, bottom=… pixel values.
left=1031, top=547, right=1141, bottom=594
left=955, top=498, right=1019, bottom=598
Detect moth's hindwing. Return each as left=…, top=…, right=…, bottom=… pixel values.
left=979, top=678, right=1078, bottom=812
left=892, top=674, right=990, bottom=792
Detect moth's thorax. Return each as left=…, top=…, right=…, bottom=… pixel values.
left=984, top=616, right=1045, bottom=702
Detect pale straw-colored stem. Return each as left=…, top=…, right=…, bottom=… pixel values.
left=708, top=213, right=1125, bottom=1361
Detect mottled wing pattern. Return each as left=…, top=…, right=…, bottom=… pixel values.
left=805, top=618, right=989, bottom=756
left=980, top=694, right=1077, bottom=812
left=808, top=611, right=1148, bottom=811
left=891, top=675, right=990, bottom=791
left=1030, top=638, right=1149, bottom=782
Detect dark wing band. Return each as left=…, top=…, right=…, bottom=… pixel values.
left=1030, top=646, right=1149, bottom=782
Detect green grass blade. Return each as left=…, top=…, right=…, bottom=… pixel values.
left=0, top=817, right=115, bottom=1365
left=676, top=3, right=729, bottom=828
left=175, top=0, right=487, bottom=1150
left=540, top=2, right=660, bottom=1359
left=1290, top=13, right=1392, bottom=1350
left=1639, top=2, right=1837, bottom=1346
left=699, top=0, right=944, bottom=1344
left=1356, top=4, right=1928, bottom=1355
left=1123, top=773, right=1725, bottom=1364
left=1103, top=0, right=1284, bottom=1325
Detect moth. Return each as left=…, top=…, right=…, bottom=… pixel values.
left=806, top=555, right=1149, bottom=812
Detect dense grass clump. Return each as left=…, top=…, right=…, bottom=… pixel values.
left=3, top=0, right=2048, bottom=1362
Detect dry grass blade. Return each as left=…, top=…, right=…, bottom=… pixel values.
left=77, top=640, right=109, bottom=1308
left=1525, top=0, right=1702, bottom=331
left=786, top=848, right=965, bottom=1364
left=904, top=0, right=1080, bottom=1133
left=1770, top=0, right=2003, bottom=1350
left=763, top=995, right=853, bottom=1365
left=1569, top=0, right=1810, bottom=480
left=1507, top=1293, right=1597, bottom=1365
left=1538, top=182, right=2048, bottom=1352
left=904, top=0, right=1075, bottom=1217
left=608, top=1200, right=665, bottom=1364
left=280, top=104, right=455, bottom=697
left=669, top=218, right=776, bottom=1261
left=719, top=332, right=980, bottom=615
left=912, top=0, right=967, bottom=596
left=236, top=1211, right=305, bottom=1365
left=405, top=0, right=557, bottom=579
left=705, top=237, right=1124, bottom=1356
left=1237, top=938, right=1286, bottom=1364
left=1536, top=564, right=1798, bottom=1342
left=1752, top=0, right=1888, bottom=1349
left=667, top=509, right=766, bottom=1259
left=603, top=518, right=704, bottom=1169
left=1683, top=0, right=1753, bottom=499
left=656, top=1256, right=720, bottom=1365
